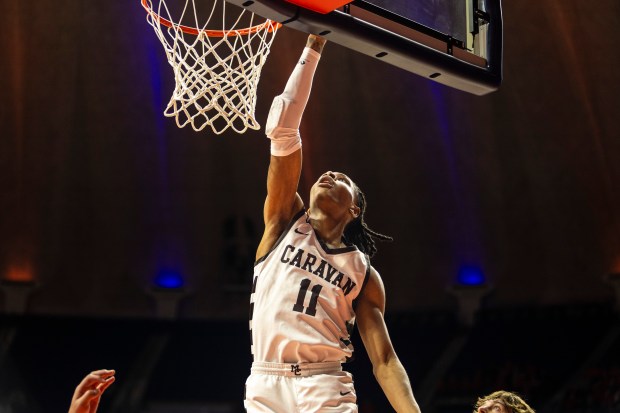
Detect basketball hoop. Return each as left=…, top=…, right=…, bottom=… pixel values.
left=141, top=0, right=281, bottom=134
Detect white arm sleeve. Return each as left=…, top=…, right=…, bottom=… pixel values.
left=266, top=47, right=321, bottom=156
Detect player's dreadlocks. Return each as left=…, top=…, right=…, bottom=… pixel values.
left=343, top=185, right=392, bottom=258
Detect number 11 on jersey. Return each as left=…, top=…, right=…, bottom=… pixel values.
left=293, top=278, right=323, bottom=316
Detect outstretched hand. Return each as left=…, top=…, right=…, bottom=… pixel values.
left=307, top=34, right=327, bottom=53
left=68, top=369, right=116, bottom=413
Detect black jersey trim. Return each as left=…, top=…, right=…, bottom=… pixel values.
left=254, top=208, right=307, bottom=266
left=312, top=222, right=358, bottom=255
left=315, top=236, right=357, bottom=255
left=352, top=254, right=372, bottom=312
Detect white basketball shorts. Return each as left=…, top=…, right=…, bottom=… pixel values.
left=244, top=362, right=358, bottom=413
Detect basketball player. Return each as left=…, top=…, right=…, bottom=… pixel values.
left=244, top=34, right=422, bottom=413
left=474, top=391, right=535, bottom=413
left=68, top=369, right=115, bottom=413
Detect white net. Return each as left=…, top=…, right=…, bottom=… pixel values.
left=142, top=0, right=280, bottom=134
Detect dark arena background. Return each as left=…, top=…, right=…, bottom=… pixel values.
left=1, top=1, right=620, bottom=412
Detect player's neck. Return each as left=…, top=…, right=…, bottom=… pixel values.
left=307, top=214, right=346, bottom=249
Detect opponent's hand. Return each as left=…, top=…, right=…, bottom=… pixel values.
left=68, top=369, right=116, bottom=413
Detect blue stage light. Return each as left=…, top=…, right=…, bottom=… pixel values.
left=457, top=266, right=485, bottom=286
left=155, top=269, right=184, bottom=289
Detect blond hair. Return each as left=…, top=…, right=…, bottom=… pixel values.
left=473, top=391, right=536, bottom=413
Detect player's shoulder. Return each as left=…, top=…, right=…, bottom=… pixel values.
left=367, top=265, right=385, bottom=289
left=357, top=264, right=386, bottom=310
left=256, top=207, right=307, bottom=262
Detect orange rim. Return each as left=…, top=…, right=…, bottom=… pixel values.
left=141, top=0, right=281, bottom=37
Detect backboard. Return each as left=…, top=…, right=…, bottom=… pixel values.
left=225, top=0, right=502, bottom=95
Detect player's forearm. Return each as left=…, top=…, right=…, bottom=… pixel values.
left=374, top=357, right=422, bottom=413
left=265, top=36, right=324, bottom=156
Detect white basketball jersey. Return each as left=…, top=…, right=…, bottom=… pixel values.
left=249, top=209, right=370, bottom=364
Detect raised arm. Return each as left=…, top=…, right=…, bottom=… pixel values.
left=68, top=369, right=115, bottom=413
left=356, top=267, right=422, bottom=413
left=256, top=35, right=326, bottom=259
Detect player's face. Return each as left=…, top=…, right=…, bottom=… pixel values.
left=310, top=171, right=359, bottom=217
left=476, top=400, right=510, bottom=413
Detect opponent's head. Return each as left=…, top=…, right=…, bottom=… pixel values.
left=473, top=391, right=535, bottom=413
left=310, top=171, right=392, bottom=257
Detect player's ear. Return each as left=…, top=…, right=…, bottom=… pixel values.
left=349, top=205, right=360, bottom=219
